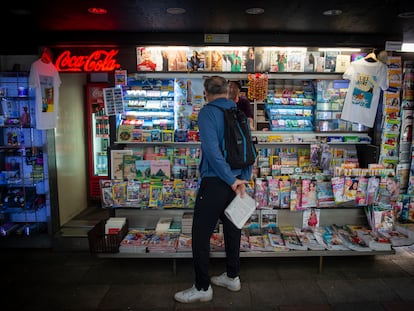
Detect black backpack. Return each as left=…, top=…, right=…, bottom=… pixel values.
left=209, top=103, right=257, bottom=169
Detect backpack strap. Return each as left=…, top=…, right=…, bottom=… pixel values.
left=207, top=103, right=225, bottom=112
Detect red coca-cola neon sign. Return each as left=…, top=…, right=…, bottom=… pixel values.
left=55, top=49, right=121, bottom=72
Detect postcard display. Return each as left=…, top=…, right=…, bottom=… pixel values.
left=100, top=47, right=402, bottom=258
left=0, top=72, right=52, bottom=242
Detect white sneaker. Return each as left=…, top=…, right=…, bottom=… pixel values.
left=174, top=285, right=213, bottom=303
left=211, top=272, right=241, bottom=291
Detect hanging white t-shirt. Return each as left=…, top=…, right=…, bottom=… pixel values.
left=341, top=58, right=388, bottom=128
left=29, top=59, right=61, bottom=129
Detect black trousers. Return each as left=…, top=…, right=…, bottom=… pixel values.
left=192, top=176, right=241, bottom=290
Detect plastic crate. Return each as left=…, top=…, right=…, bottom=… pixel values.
left=88, top=219, right=128, bottom=253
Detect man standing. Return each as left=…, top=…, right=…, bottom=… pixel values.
left=174, top=76, right=253, bottom=303
left=227, top=80, right=254, bottom=130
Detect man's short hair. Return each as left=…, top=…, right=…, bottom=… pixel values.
left=228, top=80, right=242, bottom=90
left=204, top=76, right=228, bottom=95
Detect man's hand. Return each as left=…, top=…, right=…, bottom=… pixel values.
left=231, top=178, right=248, bottom=197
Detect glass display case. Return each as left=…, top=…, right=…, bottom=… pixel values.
left=315, top=79, right=368, bottom=132
left=0, top=72, right=51, bottom=242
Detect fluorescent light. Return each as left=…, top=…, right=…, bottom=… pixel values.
left=263, top=47, right=307, bottom=52
left=144, top=46, right=189, bottom=51
left=323, top=9, right=342, bottom=16
left=203, top=46, right=249, bottom=51
left=401, top=43, right=414, bottom=52
left=245, top=8, right=264, bottom=15
left=318, top=48, right=361, bottom=52
left=166, top=8, right=186, bottom=15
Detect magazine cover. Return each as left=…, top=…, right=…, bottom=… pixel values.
left=304, top=51, right=318, bottom=72
left=316, top=180, right=335, bottom=207
left=343, top=176, right=358, bottom=201
left=126, top=180, right=141, bottom=203
left=286, top=49, right=305, bottom=72
left=150, top=159, right=171, bottom=180
left=279, top=179, right=291, bottom=209
left=148, top=182, right=163, bottom=208
left=110, top=149, right=133, bottom=180
left=301, top=179, right=317, bottom=208
left=100, top=179, right=113, bottom=208
left=243, top=210, right=261, bottom=231
left=324, top=51, right=339, bottom=72
left=162, top=180, right=175, bottom=208
left=173, top=179, right=186, bottom=208
left=331, top=176, right=345, bottom=204
left=267, top=178, right=280, bottom=208
left=135, top=160, right=152, bottom=180
left=335, top=54, right=351, bottom=72
left=255, top=178, right=269, bottom=209
left=112, top=181, right=127, bottom=206
left=302, top=208, right=320, bottom=230
left=356, top=176, right=368, bottom=205
left=261, top=209, right=278, bottom=231
left=366, top=176, right=380, bottom=205
left=122, top=154, right=139, bottom=180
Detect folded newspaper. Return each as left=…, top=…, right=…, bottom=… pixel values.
left=225, top=194, right=256, bottom=229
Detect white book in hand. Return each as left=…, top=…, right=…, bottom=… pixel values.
left=225, top=194, right=256, bottom=229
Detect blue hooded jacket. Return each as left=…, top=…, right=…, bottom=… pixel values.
left=197, top=97, right=253, bottom=186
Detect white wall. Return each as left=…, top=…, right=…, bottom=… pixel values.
left=56, top=73, right=88, bottom=225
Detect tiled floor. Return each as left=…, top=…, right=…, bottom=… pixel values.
left=1, top=245, right=414, bottom=310
left=2, top=206, right=414, bottom=310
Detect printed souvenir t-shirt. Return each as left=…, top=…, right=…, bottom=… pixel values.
left=341, top=58, right=388, bottom=128
left=29, top=59, right=62, bottom=129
